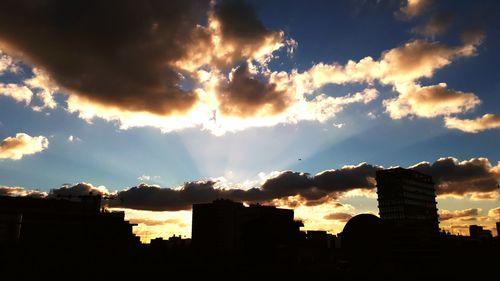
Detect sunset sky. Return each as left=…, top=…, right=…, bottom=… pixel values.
left=0, top=0, right=499, bottom=242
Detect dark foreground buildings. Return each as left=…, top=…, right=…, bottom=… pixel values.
left=192, top=199, right=303, bottom=264
left=0, top=194, right=139, bottom=245
left=0, top=194, right=140, bottom=276
left=0, top=168, right=498, bottom=276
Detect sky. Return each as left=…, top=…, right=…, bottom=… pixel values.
left=0, top=0, right=499, bottom=242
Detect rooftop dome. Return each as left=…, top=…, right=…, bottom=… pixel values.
left=342, top=214, right=384, bottom=253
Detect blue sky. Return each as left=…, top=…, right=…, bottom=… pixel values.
left=0, top=0, right=498, bottom=239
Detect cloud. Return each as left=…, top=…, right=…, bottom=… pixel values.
left=49, top=182, right=110, bottom=197
left=439, top=208, right=480, bottom=221
left=0, top=50, right=18, bottom=74
left=0, top=83, right=33, bottom=105
left=2, top=156, right=498, bottom=211
left=398, top=0, right=431, bottom=19
left=108, top=157, right=499, bottom=211
left=415, top=13, right=453, bottom=37
left=383, top=83, right=480, bottom=119
left=378, top=39, right=476, bottom=84
left=324, top=212, right=353, bottom=222
left=176, top=0, right=284, bottom=71
left=0, top=133, right=49, bottom=160
left=488, top=207, right=500, bottom=221
left=444, top=114, right=500, bottom=133
left=0, top=0, right=482, bottom=134
left=217, top=63, right=291, bottom=117
left=0, top=0, right=209, bottom=116
left=411, top=157, right=500, bottom=198
left=138, top=175, right=161, bottom=181
left=109, top=162, right=382, bottom=211
left=24, top=68, right=58, bottom=110
left=0, top=185, right=47, bottom=198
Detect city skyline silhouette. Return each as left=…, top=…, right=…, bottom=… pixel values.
left=0, top=0, right=499, bottom=276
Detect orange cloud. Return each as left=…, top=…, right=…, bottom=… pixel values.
left=439, top=208, right=481, bottom=221
left=0, top=133, right=48, bottom=160
left=0, top=185, right=47, bottom=198
left=445, top=114, right=500, bottom=133
left=488, top=207, right=500, bottom=221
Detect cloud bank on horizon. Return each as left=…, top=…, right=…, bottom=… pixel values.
left=3, top=156, right=498, bottom=211
left=0, top=0, right=498, bottom=135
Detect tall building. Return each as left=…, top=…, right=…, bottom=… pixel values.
left=192, top=199, right=302, bottom=256
left=376, top=167, right=439, bottom=237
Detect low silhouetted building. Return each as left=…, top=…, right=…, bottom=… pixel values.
left=470, top=225, right=492, bottom=239
left=192, top=199, right=303, bottom=259
left=0, top=194, right=139, bottom=247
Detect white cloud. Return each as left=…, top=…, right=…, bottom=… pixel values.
left=0, top=133, right=49, bottom=160
left=138, top=175, right=161, bottom=182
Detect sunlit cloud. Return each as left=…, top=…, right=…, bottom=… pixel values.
left=398, top=0, right=431, bottom=19
left=488, top=207, right=500, bottom=221
left=383, top=83, right=480, bottom=119
left=0, top=185, right=47, bottom=198
left=445, top=114, right=500, bottom=133
left=24, top=68, right=58, bottom=111
left=0, top=83, right=32, bottom=105
left=0, top=0, right=488, bottom=135
left=0, top=133, right=48, bottom=160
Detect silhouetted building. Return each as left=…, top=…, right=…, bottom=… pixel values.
left=0, top=194, right=139, bottom=246
left=470, top=225, right=493, bottom=239
left=341, top=214, right=385, bottom=254
left=340, top=214, right=387, bottom=271
left=376, top=167, right=439, bottom=236
left=192, top=199, right=302, bottom=259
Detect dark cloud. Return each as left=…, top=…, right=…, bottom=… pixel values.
left=214, top=0, right=276, bottom=47
left=411, top=157, right=500, bottom=196
left=324, top=212, right=353, bottom=222
left=0, top=0, right=210, bottom=115
left=315, top=163, right=380, bottom=192
left=439, top=208, right=480, bottom=221
left=3, top=157, right=497, bottom=211
left=49, top=182, right=108, bottom=197
left=218, top=63, right=290, bottom=117
left=109, top=164, right=381, bottom=211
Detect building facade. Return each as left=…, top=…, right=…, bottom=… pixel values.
left=376, top=167, right=439, bottom=236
